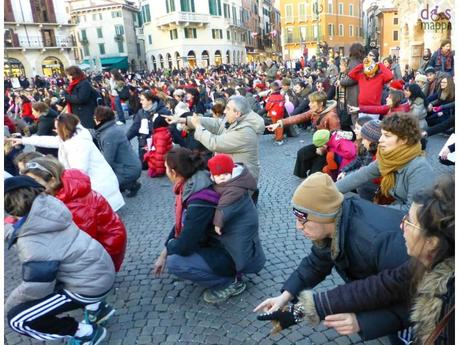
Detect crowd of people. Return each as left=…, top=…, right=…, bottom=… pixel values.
left=3, top=39, right=455, bottom=345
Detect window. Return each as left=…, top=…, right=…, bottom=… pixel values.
left=148, top=35, right=152, bottom=44
left=212, top=29, right=223, bottom=39
left=180, top=0, right=195, bottom=12
left=394, top=17, right=398, bottom=24
left=170, top=29, right=178, bottom=40
left=223, top=4, right=230, bottom=18
left=349, top=25, right=353, bottom=36
left=83, top=45, right=90, bottom=56
left=115, top=25, right=124, bottom=36
left=226, top=30, right=230, bottom=40
left=299, top=3, right=306, bottom=21
left=166, top=0, right=175, bottom=13
left=92, top=13, right=97, bottom=21
left=339, top=24, right=344, bottom=36
left=99, top=43, right=105, bottom=55
left=83, top=15, right=87, bottom=22
left=300, top=26, right=307, bottom=41
left=97, top=27, right=103, bottom=38
left=184, top=28, right=196, bottom=38
left=142, top=5, right=151, bottom=22
left=338, top=3, right=344, bottom=15
left=393, top=30, right=398, bottom=41
left=75, top=16, right=80, bottom=23
left=111, top=11, right=122, bottom=18
left=99, top=13, right=103, bottom=20
left=285, top=4, right=293, bottom=23
left=349, top=4, right=353, bottom=16
left=117, top=40, right=124, bottom=53
left=136, top=43, right=141, bottom=56
left=286, top=27, right=293, bottom=43
left=328, top=23, right=334, bottom=36
left=328, top=0, right=333, bottom=14
left=209, top=0, right=222, bottom=16
left=80, top=29, right=87, bottom=40
left=232, top=6, right=237, bottom=23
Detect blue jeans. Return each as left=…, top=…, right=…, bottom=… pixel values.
left=167, top=253, right=233, bottom=289
left=114, top=96, right=125, bottom=123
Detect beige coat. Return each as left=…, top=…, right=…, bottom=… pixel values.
left=187, top=111, right=265, bottom=181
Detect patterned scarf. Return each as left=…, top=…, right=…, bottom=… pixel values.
left=173, top=178, right=186, bottom=238
left=435, top=48, right=453, bottom=71
left=377, top=143, right=422, bottom=197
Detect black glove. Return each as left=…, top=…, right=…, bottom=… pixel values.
left=257, top=304, right=304, bottom=334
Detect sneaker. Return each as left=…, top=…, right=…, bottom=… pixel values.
left=116, top=121, right=125, bottom=125
left=203, top=280, right=246, bottom=304
left=274, top=140, right=284, bottom=146
left=84, top=302, right=116, bottom=325
left=67, top=324, right=106, bottom=345
left=125, top=182, right=141, bottom=198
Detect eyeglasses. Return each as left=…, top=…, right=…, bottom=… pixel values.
left=401, top=215, right=422, bottom=232
left=293, top=208, right=309, bottom=225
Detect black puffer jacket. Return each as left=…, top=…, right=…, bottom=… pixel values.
left=64, top=79, right=97, bottom=128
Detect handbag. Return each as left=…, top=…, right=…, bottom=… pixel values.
left=424, top=305, right=454, bottom=345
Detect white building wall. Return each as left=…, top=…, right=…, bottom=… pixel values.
left=142, top=0, right=246, bottom=70
left=53, top=0, right=71, bottom=24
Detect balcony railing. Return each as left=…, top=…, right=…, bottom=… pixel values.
left=225, top=18, right=244, bottom=29
left=135, top=27, right=144, bottom=38
left=284, top=28, right=323, bottom=44
left=6, top=35, right=77, bottom=49
left=156, top=12, right=210, bottom=27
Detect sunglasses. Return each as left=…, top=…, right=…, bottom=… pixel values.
left=293, top=208, right=309, bottom=225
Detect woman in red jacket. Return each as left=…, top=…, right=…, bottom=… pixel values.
left=21, top=155, right=127, bottom=272
left=18, top=95, right=35, bottom=124
left=348, top=89, right=410, bottom=118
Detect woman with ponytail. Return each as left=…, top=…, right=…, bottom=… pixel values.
left=336, top=113, right=433, bottom=212
left=153, top=147, right=245, bottom=303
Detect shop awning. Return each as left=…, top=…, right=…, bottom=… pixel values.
left=101, top=57, right=128, bottom=70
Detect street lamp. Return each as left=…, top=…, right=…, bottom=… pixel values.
left=313, top=0, right=324, bottom=56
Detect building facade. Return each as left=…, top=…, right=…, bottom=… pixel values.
left=376, top=8, right=399, bottom=59
left=140, top=0, right=248, bottom=70
left=392, top=0, right=453, bottom=70
left=4, top=0, right=77, bottom=77
left=279, top=0, right=364, bottom=60
left=68, top=0, right=146, bottom=72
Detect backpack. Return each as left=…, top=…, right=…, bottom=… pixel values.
left=265, top=93, right=285, bottom=119
left=117, top=85, right=130, bottom=101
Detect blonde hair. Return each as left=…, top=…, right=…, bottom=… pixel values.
left=308, top=91, right=328, bottom=107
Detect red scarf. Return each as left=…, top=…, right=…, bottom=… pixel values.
left=173, top=179, right=186, bottom=238
left=66, top=76, right=85, bottom=113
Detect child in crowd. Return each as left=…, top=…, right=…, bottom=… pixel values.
left=4, top=176, right=115, bottom=344
left=312, top=129, right=356, bottom=181
left=207, top=154, right=257, bottom=235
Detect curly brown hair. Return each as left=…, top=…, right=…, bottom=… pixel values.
left=381, top=113, right=421, bottom=145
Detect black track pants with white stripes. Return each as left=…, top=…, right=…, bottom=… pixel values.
left=7, top=289, right=107, bottom=341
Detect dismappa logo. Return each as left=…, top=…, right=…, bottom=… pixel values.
left=419, top=4, right=452, bottom=32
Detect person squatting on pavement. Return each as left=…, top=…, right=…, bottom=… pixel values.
left=20, top=155, right=127, bottom=273
left=256, top=174, right=454, bottom=345
left=254, top=172, right=410, bottom=342
left=153, top=148, right=265, bottom=304
left=5, top=176, right=115, bottom=344
left=94, top=106, right=142, bottom=198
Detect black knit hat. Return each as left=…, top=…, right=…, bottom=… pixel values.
left=4, top=176, right=44, bottom=193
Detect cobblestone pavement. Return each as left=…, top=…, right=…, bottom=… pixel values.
left=4, top=127, right=453, bottom=345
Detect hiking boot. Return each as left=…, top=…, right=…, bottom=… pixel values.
left=125, top=182, right=141, bottom=198
left=84, top=302, right=116, bottom=325
left=67, top=324, right=106, bottom=345
left=203, top=280, right=246, bottom=304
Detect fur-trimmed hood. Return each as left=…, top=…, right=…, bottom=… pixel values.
left=411, top=257, right=455, bottom=344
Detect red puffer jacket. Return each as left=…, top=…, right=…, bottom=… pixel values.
left=144, top=126, right=173, bottom=177
left=54, top=169, right=127, bottom=271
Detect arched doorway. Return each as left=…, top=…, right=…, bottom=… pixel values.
left=159, top=54, right=164, bottom=69
left=226, top=50, right=231, bottom=63
left=215, top=50, right=222, bottom=65
left=202, top=50, right=210, bottom=67
left=166, top=53, right=173, bottom=69
left=187, top=50, right=196, bottom=67
left=42, top=56, right=64, bottom=76
left=4, top=58, right=26, bottom=77
left=151, top=55, right=157, bottom=71
left=175, top=52, right=181, bottom=69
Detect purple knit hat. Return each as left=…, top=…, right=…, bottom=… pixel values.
left=360, top=120, right=382, bottom=143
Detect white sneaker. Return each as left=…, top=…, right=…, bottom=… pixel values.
left=116, top=121, right=125, bottom=125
